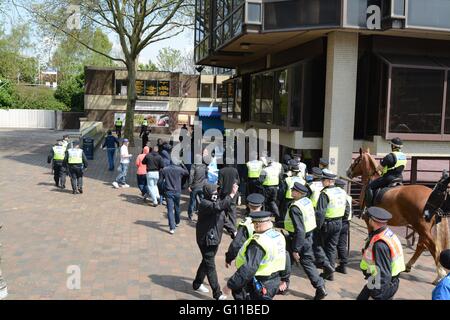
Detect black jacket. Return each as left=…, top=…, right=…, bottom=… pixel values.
left=286, top=205, right=307, bottom=253
left=218, top=166, right=240, bottom=196
left=142, top=151, right=164, bottom=172
left=189, top=164, right=207, bottom=190
left=196, top=196, right=233, bottom=246
left=159, top=164, right=189, bottom=193
left=225, top=223, right=251, bottom=264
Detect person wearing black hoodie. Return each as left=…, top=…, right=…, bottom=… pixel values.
left=193, top=183, right=238, bottom=300
left=188, top=154, right=207, bottom=221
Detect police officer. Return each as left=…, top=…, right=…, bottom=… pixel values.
left=316, top=169, right=350, bottom=281
left=366, top=137, right=407, bottom=206
left=357, top=207, right=405, bottom=300
left=47, top=139, right=67, bottom=188
left=139, top=117, right=149, bottom=138
left=281, top=160, right=306, bottom=221
left=115, top=117, right=123, bottom=138
left=309, top=167, right=324, bottom=208
left=319, top=158, right=329, bottom=170
left=223, top=211, right=289, bottom=300
left=292, top=153, right=307, bottom=181
left=335, top=179, right=353, bottom=274
left=284, top=182, right=327, bottom=300
left=246, top=151, right=264, bottom=197
left=259, top=157, right=284, bottom=218
left=64, top=141, right=88, bottom=195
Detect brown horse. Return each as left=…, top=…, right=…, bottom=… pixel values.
left=346, top=149, right=449, bottom=284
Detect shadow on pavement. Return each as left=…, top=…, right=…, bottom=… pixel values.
left=119, top=194, right=148, bottom=206
left=135, top=220, right=171, bottom=234
left=286, top=288, right=314, bottom=300
left=148, top=274, right=209, bottom=300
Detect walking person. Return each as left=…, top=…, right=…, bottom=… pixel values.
left=136, top=146, right=150, bottom=199
left=188, top=154, right=207, bottom=221
left=102, top=130, right=120, bottom=171
left=115, top=117, right=123, bottom=138
left=218, top=163, right=240, bottom=237
left=64, top=141, right=88, bottom=195
left=159, top=159, right=189, bottom=234
left=47, top=139, right=67, bottom=188
left=141, top=129, right=149, bottom=150
left=193, top=183, right=239, bottom=300
left=142, top=145, right=165, bottom=206
left=335, top=179, right=353, bottom=274
left=159, top=143, right=172, bottom=205
left=139, top=118, right=149, bottom=138
left=112, top=139, right=132, bottom=189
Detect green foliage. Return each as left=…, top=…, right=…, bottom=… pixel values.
left=139, top=60, right=159, bottom=71
left=54, top=73, right=84, bottom=111
left=156, top=47, right=183, bottom=72
left=0, top=78, right=14, bottom=107
left=10, top=85, right=69, bottom=111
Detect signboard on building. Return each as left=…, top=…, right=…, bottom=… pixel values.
left=136, top=80, right=145, bottom=96
left=158, top=81, right=170, bottom=97
left=135, top=101, right=169, bottom=112
left=135, top=114, right=169, bottom=127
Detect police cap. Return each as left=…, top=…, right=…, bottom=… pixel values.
left=439, top=249, right=450, bottom=270
left=288, top=159, right=300, bottom=171
left=311, top=167, right=323, bottom=177
left=335, top=179, right=346, bottom=188
left=320, top=158, right=329, bottom=166
left=390, top=137, right=403, bottom=148
left=306, top=175, right=314, bottom=183
left=247, top=193, right=265, bottom=207
left=292, top=182, right=309, bottom=194
left=249, top=211, right=273, bottom=222
left=367, top=207, right=392, bottom=223
left=321, top=169, right=337, bottom=180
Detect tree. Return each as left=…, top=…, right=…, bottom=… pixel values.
left=54, top=72, right=84, bottom=111
left=0, top=78, right=14, bottom=107
left=17, top=0, right=194, bottom=146
left=156, top=47, right=183, bottom=72
left=139, top=60, right=158, bottom=71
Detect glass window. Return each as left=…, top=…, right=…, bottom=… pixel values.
left=247, top=3, right=261, bottom=24
left=290, top=64, right=303, bottom=128
left=408, top=0, right=450, bottom=29
left=273, top=69, right=288, bottom=126
left=216, top=84, right=224, bottom=99
left=389, top=67, right=445, bottom=134
left=145, top=80, right=158, bottom=96
left=260, top=72, right=274, bottom=125
left=393, top=0, right=405, bottom=16
left=201, top=83, right=213, bottom=98
left=302, top=57, right=325, bottom=135
left=444, top=73, right=450, bottom=134
left=235, top=78, right=242, bottom=119
left=115, top=80, right=128, bottom=96
left=227, top=82, right=235, bottom=117
left=251, top=75, right=261, bottom=122
left=136, top=80, right=145, bottom=96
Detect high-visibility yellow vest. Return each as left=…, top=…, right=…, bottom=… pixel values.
left=382, top=151, right=407, bottom=176
left=322, top=187, right=347, bottom=219
left=309, top=181, right=323, bottom=208
left=68, top=148, right=83, bottom=164
left=236, top=229, right=286, bottom=276
left=142, top=119, right=148, bottom=126
left=52, top=146, right=66, bottom=161
left=115, top=120, right=123, bottom=127
left=262, top=163, right=281, bottom=186
left=238, top=217, right=254, bottom=238
left=285, top=198, right=317, bottom=233
left=346, top=195, right=353, bottom=221
left=285, top=176, right=306, bottom=199
left=360, top=227, right=405, bottom=277
left=247, top=160, right=263, bottom=178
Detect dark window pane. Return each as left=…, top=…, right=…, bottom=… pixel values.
left=273, top=69, right=288, bottom=126
left=445, top=73, right=450, bottom=134
left=290, top=65, right=303, bottom=128
left=389, top=67, right=444, bottom=134
left=302, top=58, right=325, bottom=135
left=235, top=78, right=242, bottom=119
left=201, top=83, right=213, bottom=98
left=261, top=72, right=274, bottom=125
left=227, top=82, right=234, bottom=117
left=247, top=3, right=261, bottom=23
left=116, top=80, right=128, bottom=96
left=251, top=75, right=261, bottom=122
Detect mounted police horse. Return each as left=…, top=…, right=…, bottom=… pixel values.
left=347, top=149, right=450, bottom=284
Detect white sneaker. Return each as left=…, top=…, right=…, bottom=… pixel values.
left=0, top=285, right=8, bottom=300
left=218, top=294, right=227, bottom=300
left=195, top=284, right=209, bottom=293
left=169, top=229, right=175, bottom=235
left=112, top=182, right=119, bottom=189
left=121, top=184, right=130, bottom=188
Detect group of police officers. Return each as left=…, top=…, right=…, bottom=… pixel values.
left=47, top=136, right=88, bottom=195
left=220, top=140, right=407, bottom=300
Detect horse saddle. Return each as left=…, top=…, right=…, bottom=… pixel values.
left=372, top=178, right=404, bottom=206
left=424, top=170, right=450, bottom=222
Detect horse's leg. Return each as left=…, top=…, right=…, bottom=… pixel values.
left=405, top=238, right=426, bottom=272
left=419, top=230, right=446, bottom=284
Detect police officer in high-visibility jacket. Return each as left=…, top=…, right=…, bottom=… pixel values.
left=47, top=140, right=67, bottom=189
left=64, top=141, right=88, bottom=195
left=246, top=152, right=264, bottom=197
left=115, top=117, right=123, bottom=138
left=259, top=158, right=284, bottom=218
left=357, top=207, right=405, bottom=300
left=222, top=211, right=290, bottom=300
left=315, top=170, right=350, bottom=281
left=309, top=167, right=324, bottom=208
left=284, top=182, right=328, bottom=300
left=335, top=179, right=353, bottom=274
left=225, top=193, right=264, bottom=268
left=281, top=160, right=306, bottom=221
left=366, top=137, right=407, bottom=206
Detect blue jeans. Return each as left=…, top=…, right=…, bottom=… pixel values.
left=116, top=163, right=129, bottom=185
left=137, top=174, right=147, bottom=196
left=146, top=171, right=160, bottom=204
left=166, top=191, right=181, bottom=230
left=188, top=188, right=203, bottom=218
left=107, top=148, right=116, bottom=171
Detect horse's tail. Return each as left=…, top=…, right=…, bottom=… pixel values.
left=434, top=216, right=450, bottom=257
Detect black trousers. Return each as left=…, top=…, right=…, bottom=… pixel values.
left=246, top=178, right=263, bottom=197
left=287, top=233, right=324, bottom=289
left=232, top=276, right=280, bottom=300
left=280, top=199, right=293, bottom=222
left=115, top=126, right=122, bottom=138
left=369, top=174, right=401, bottom=190
left=52, top=161, right=66, bottom=187
left=337, top=221, right=350, bottom=266
left=357, top=277, right=400, bottom=300
left=315, top=219, right=342, bottom=269
left=68, top=165, right=84, bottom=192
left=263, top=186, right=280, bottom=218
left=193, top=244, right=221, bottom=299
left=223, top=193, right=238, bottom=236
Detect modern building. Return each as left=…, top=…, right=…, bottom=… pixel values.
left=194, top=0, right=450, bottom=175
left=84, top=66, right=229, bottom=133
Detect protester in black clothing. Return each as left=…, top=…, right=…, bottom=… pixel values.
left=188, top=154, right=207, bottom=220
left=193, top=183, right=238, bottom=300
left=141, top=130, right=149, bottom=150
left=218, top=164, right=240, bottom=237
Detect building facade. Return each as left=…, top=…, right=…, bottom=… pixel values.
left=84, top=67, right=229, bottom=133
left=195, top=0, right=450, bottom=175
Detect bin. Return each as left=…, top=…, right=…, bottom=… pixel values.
left=83, top=137, right=94, bottom=160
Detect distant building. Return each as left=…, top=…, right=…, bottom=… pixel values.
left=40, top=69, right=58, bottom=88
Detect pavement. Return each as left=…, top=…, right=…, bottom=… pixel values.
left=0, top=129, right=441, bottom=300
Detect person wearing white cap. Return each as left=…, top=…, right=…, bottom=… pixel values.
left=113, top=139, right=132, bottom=189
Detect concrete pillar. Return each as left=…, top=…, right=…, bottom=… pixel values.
left=322, top=31, right=358, bottom=176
